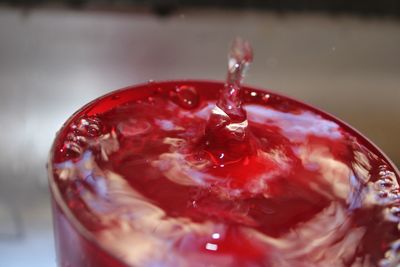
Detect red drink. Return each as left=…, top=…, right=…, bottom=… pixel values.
left=49, top=80, right=400, bottom=267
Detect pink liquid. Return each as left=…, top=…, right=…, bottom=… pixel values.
left=49, top=81, right=400, bottom=267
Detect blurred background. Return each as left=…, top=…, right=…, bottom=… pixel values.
left=0, top=1, right=399, bottom=266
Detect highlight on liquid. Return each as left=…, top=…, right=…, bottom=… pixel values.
left=49, top=80, right=400, bottom=267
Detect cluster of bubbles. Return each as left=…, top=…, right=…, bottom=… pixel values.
left=60, top=115, right=106, bottom=160
left=374, top=165, right=400, bottom=206
left=381, top=239, right=400, bottom=267
left=374, top=164, right=400, bottom=267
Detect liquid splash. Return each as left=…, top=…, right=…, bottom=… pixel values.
left=203, top=37, right=254, bottom=165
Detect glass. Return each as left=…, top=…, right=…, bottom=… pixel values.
left=48, top=80, right=400, bottom=267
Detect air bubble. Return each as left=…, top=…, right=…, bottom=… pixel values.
left=385, top=205, right=400, bottom=222
left=66, top=132, right=87, bottom=146
left=378, top=191, right=389, bottom=199
left=380, top=240, right=400, bottom=267
left=72, top=116, right=104, bottom=138
left=379, top=164, right=388, bottom=171
left=376, top=190, right=400, bottom=205
left=389, top=189, right=400, bottom=201
left=170, top=85, right=200, bottom=109
left=61, top=116, right=107, bottom=160
left=375, top=178, right=395, bottom=190
left=61, top=141, right=83, bottom=159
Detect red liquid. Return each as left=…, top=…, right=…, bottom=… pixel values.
left=49, top=81, right=400, bottom=267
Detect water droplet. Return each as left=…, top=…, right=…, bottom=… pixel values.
left=171, top=85, right=200, bottom=109
left=111, top=95, right=121, bottom=100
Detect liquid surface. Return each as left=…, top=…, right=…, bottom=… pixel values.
left=51, top=81, right=400, bottom=267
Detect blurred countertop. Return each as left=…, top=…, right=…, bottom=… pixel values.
left=0, top=7, right=399, bottom=267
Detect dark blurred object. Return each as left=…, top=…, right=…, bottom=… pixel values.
left=1, top=0, right=400, bottom=17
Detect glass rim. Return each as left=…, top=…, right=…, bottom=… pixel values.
left=48, top=79, right=400, bottom=266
